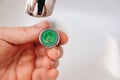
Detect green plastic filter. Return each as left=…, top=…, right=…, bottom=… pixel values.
left=39, top=28, right=60, bottom=48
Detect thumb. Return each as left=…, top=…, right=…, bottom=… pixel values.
left=0, top=21, right=50, bottom=44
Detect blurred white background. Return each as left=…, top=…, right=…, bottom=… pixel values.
left=0, top=0, right=120, bottom=80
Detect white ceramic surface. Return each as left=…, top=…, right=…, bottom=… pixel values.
left=0, top=0, right=120, bottom=80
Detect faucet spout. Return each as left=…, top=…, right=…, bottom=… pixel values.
left=25, top=0, right=56, bottom=17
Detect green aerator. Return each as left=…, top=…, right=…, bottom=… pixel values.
left=39, top=28, right=60, bottom=48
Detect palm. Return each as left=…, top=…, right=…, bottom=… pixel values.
left=0, top=42, right=58, bottom=80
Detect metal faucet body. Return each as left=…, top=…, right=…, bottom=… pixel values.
left=25, top=0, right=56, bottom=17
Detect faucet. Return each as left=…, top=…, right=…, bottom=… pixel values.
left=25, top=0, right=62, bottom=48
left=25, top=0, right=56, bottom=17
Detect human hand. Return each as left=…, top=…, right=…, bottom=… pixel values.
left=0, top=21, right=68, bottom=80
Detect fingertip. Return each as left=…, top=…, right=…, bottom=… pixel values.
left=59, top=31, right=68, bottom=45
left=47, top=46, right=63, bottom=60
left=41, top=20, right=51, bottom=27
left=35, top=20, right=51, bottom=29
left=48, top=68, right=59, bottom=79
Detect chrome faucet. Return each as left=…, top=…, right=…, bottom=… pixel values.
left=25, top=0, right=56, bottom=17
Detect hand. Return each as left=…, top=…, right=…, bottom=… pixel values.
left=0, top=21, right=68, bottom=80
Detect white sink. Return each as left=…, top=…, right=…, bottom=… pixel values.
left=0, top=0, right=120, bottom=80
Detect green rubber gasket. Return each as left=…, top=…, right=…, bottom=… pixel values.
left=39, top=28, right=60, bottom=48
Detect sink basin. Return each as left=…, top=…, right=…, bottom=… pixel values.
left=0, top=0, right=120, bottom=80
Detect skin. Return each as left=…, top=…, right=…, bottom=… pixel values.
left=0, top=21, right=68, bottom=80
